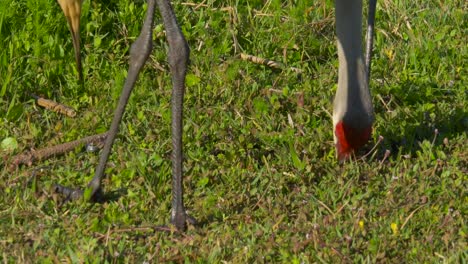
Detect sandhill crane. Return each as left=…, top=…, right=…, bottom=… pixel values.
left=54, top=0, right=377, bottom=231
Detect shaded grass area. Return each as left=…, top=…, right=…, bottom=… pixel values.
left=0, top=0, right=466, bottom=262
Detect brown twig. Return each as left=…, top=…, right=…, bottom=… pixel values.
left=400, top=204, right=426, bottom=231
left=31, top=94, right=77, bottom=118
left=180, top=1, right=208, bottom=9
left=240, top=53, right=303, bottom=73
left=361, top=135, right=384, bottom=160
left=9, top=132, right=108, bottom=169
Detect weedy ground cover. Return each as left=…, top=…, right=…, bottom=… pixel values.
left=0, top=0, right=466, bottom=262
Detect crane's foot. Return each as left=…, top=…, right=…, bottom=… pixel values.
left=171, top=211, right=198, bottom=231
left=53, top=184, right=104, bottom=203
left=53, top=183, right=197, bottom=231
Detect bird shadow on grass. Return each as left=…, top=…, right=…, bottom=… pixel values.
left=377, top=117, right=466, bottom=161
left=93, top=187, right=128, bottom=203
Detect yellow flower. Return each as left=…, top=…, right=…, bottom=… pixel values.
left=384, top=48, right=395, bottom=61
left=359, top=220, right=364, bottom=230
left=391, top=222, right=399, bottom=235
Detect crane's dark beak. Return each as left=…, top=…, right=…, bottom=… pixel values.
left=57, top=0, right=83, bottom=82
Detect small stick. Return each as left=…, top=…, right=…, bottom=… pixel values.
left=9, top=132, right=108, bottom=169
left=400, top=204, right=425, bottom=230
left=379, top=149, right=391, bottom=166
left=180, top=1, right=208, bottom=9
left=240, top=53, right=302, bottom=73
left=431, top=128, right=439, bottom=147
left=31, top=94, right=77, bottom=118
left=361, top=135, right=384, bottom=160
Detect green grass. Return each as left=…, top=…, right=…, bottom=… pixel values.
left=1, top=0, right=466, bottom=262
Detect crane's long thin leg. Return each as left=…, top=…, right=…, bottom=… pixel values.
left=54, top=0, right=157, bottom=200
left=156, top=0, right=195, bottom=231
left=365, top=0, right=377, bottom=83
left=54, top=0, right=195, bottom=231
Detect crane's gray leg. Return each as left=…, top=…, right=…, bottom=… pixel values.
left=54, top=0, right=157, bottom=200
left=365, top=0, right=377, bottom=82
left=54, top=0, right=195, bottom=231
left=156, top=0, right=195, bottom=231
